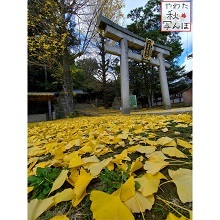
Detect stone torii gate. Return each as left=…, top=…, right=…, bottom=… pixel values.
left=97, top=15, right=172, bottom=114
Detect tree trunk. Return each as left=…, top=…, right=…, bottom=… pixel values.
left=147, top=94, right=152, bottom=108
left=62, top=52, right=74, bottom=116
left=100, top=35, right=108, bottom=108
left=151, top=92, right=154, bottom=107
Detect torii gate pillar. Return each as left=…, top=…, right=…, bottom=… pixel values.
left=157, top=52, right=171, bottom=109
left=120, top=38, right=130, bottom=114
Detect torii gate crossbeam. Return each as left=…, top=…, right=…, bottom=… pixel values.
left=97, top=15, right=172, bottom=114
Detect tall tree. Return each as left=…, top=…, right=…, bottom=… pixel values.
left=28, top=0, right=120, bottom=115
left=127, top=0, right=185, bottom=107
left=94, top=0, right=125, bottom=108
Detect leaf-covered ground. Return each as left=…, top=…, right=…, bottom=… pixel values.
left=28, top=113, right=192, bottom=220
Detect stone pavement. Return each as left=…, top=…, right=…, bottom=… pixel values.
left=130, top=106, right=192, bottom=115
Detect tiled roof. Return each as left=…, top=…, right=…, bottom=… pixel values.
left=28, top=92, right=58, bottom=101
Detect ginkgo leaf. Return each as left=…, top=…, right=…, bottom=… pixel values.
left=112, top=176, right=135, bottom=202
left=114, top=150, right=131, bottom=161
left=145, top=172, right=167, bottom=180
left=90, top=190, right=134, bottom=220
left=28, top=157, right=38, bottom=166
left=130, top=157, right=143, bottom=174
left=28, top=186, right=34, bottom=193
left=53, top=188, right=75, bottom=205
left=51, top=146, right=65, bottom=157
left=164, top=140, right=177, bottom=147
left=82, top=155, right=100, bottom=164
left=127, top=145, right=139, bottom=153
left=135, top=175, right=160, bottom=197
left=66, top=168, right=79, bottom=186
left=134, top=128, right=144, bottom=134
left=144, top=156, right=169, bottom=175
left=136, top=145, right=156, bottom=154
left=117, top=133, right=128, bottom=139
left=106, top=161, right=114, bottom=170
left=157, top=137, right=173, bottom=146
left=150, top=151, right=168, bottom=160
left=92, top=144, right=111, bottom=156
left=177, top=139, right=192, bottom=149
left=65, top=140, right=76, bottom=150
left=124, top=192, right=155, bottom=213
left=168, top=168, right=192, bottom=203
left=28, top=148, right=47, bottom=157
left=49, top=159, right=63, bottom=168
left=50, top=215, right=70, bottom=220
left=162, top=147, right=187, bottom=158
left=72, top=168, right=94, bottom=207
left=139, top=139, right=157, bottom=146
left=28, top=197, right=54, bottom=220
left=45, top=142, right=58, bottom=152
left=148, top=133, right=157, bottom=139
left=75, top=139, right=81, bottom=146
left=116, top=162, right=128, bottom=171
left=166, top=212, right=187, bottom=220
left=78, top=145, right=93, bottom=154
left=95, top=147, right=113, bottom=157
left=68, top=152, right=83, bottom=168
left=175, top=123, right=188, bottom=128
left=162, top=128, right=168, bottom=132
left=49, top=170, right=69, bottom=195
left=174, top=131, right=181, bottom=135
left=63, top=151, right=79, bottom=163
left=88, top=157, right=113, bottom=176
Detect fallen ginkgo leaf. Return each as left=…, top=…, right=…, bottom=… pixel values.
left=135, top=175, right=160, bottom=197
left=166, top=212, right=187, bottom=220
left=136, top=145, right=156, bottom=154
left=49, top=169, right=69, bottom=195
left=144, top=154, right=169, bottom=175
left=28, top=197, right=54, bottom=220
left=124, top=192, right=155, bottom=213
left=157, top=137, right=173, bottom=146
left=111, top=176, right=135, bottom=202
left=90, top=190, right=134, bottom=220
left=162, top=147, right=187, bottom=158
left=130, top=156, right=143, bottom=174
left=88, top=157, right=113, bottom=176
left=168, top=168, right=192, bottom=203
left=53, top=188, right=75, bottom=205
left=72, top=168, right=94, bottom=207
left=177, top=139, right=192, bottom=149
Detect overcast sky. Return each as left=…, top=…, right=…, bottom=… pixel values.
left=122, top=0, right=193, bottom=72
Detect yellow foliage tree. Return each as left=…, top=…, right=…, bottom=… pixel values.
left=28, top=0, right=124, bottom=115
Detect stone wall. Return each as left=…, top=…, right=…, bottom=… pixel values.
left=28, top=114, right=48, bottom=122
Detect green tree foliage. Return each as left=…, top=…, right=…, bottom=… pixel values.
left=75, top=58, right=101, bottom=93
left=127, top=0, right=186, bottom=107
left=74, top=57, right=121, bottom=106
left=28, top=65, right=62, bottom=92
